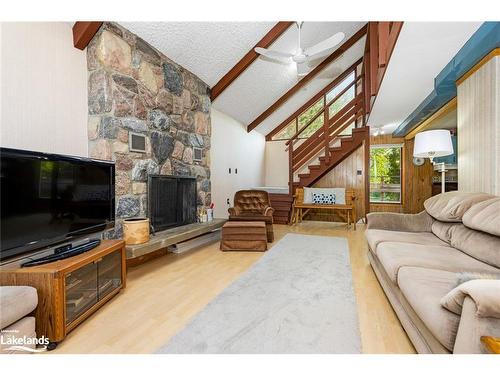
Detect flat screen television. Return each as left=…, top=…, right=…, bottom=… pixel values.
left=0, top=147, right=115, bottom=261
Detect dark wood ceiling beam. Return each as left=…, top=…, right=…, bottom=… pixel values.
left=73, top=22, right=103, bottom=50
left=247, top=23, right=368, bottom=133
left=210, top=21, right=294, bottom=101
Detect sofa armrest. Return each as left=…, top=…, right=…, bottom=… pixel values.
left=452, top=296, right=500, bottom=353
left=366, top=210, right=434, bottom=232
left=263, top=206, right=275, bottom=216
left=441, top=279, right=500, bottom=319
left=442, top=279, right=500, bottom=353
left=228, top=207, right=240, bottom=216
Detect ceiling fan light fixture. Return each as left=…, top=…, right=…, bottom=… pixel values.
left=254, top=22, right=346, bottom=78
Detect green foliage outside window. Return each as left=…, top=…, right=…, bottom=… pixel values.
left=273, top=121, right=297, bottom=140
left=370, top=146, right=402, bottom=203
left=271, top=72, right=356, bottom=141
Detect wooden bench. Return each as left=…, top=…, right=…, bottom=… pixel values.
left=291, top=187, right=356, bottom=230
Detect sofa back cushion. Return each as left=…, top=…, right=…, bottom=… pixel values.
left=424, top=192, right=494, bottom=222
left=431, top=221, right=458, bottom=244
left=448, top=224, right=500, bottom=269
left=462, top=197, right=500, bottom=236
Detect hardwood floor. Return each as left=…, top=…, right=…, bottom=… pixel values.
left=53, top=222, right=415, bottom=354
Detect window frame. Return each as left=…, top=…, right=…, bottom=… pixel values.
left=369, top=143, right=403, bottom=204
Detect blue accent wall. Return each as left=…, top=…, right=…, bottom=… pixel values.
left=393, top=22, right=500, bottom=137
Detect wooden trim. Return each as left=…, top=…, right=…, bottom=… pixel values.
left=72, top=22, right=103, bottom=50
left=210, top=22, right=294, bottom=101
left=378, top=22, right=390, bottom=68
left=404, top=97, right=457, bottom=140
left=375, top=22, right=403, bottom=94
left=481, top=336, right=500, bottom=354
left=369, top=22, right=379, bottom=95
left=266, top=58, right=362, bottom=141
left=248, top=24, right=368, bottom=133
left=456, top=48, right=500, bottom=86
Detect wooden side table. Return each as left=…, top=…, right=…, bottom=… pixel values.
left=481, top=336, right=500, bottom=354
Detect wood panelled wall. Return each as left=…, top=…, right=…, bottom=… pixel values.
left=457, top=54, right=500, bottom=195
left=403, top=137, right=433, bottom=213
left=305, top=145, right=366, bottom=222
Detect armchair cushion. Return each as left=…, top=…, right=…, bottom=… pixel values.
left=229, top=214, right=272, bottom=223
left=441, top=279, right=500, bottom=319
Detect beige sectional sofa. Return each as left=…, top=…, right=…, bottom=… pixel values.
left=0, top=286, right=38, bottom=354
left=365, top=192, right=500, bottom=354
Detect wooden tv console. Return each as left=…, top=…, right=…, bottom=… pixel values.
left=0, top=240, right=126, bottom=348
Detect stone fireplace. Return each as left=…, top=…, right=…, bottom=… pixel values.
left=86, top=22, right=211, bottom=236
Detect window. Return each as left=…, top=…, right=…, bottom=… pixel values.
left=370, top=145, right=402, bottom=203
left=270, top=71, right=356, bottom=141
left=272, top=120, right=297, bottom=140
left=298, top=99, right=324, bottom=130
left=326, top=72, right=355, bottom=119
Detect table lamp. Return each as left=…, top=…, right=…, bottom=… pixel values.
left=413, top=129, right=454, bottom=194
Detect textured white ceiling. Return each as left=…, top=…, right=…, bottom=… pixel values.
left=368, top=22, right=482, bottom=134
left=212, top=22, right=365, bottom=131
left=120, top=22, right=276, bottom=86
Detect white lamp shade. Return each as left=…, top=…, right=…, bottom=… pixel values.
left=413, top=129, right=453, bottom=159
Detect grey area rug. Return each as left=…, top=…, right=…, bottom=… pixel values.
left=157, top=233, right=361, bottom=354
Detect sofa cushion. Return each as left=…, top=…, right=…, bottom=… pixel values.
left=0, top=286, right=38, bottom=330
left=424, top=192, right=494, bottom=222
left=462, top=197, right=500, bottom=236
left=398, top=267, right=460, bottom=351
left=376, top=242, right=500, bottom=284
left=447, top=223, right=500, bottom=269
left=365, top=229, right=449, bottom=254
left=0, top=316, right=36, bottom=354
left=431, top=221, right=458, bottom=244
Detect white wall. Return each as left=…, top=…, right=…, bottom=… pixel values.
left=457, top=55, right=500, bottom=195
left=0, top=22, right=88, bottom=157
left=264, top=140, right=289, bottom=187
left=210, top=108, right=265, bottom=218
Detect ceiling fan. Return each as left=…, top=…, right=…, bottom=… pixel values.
left=255, top=22, right=345, bottom=77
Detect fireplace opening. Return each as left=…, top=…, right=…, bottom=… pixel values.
left=148, top=175, right=197, bottom=232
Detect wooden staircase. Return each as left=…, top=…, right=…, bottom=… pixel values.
left=286, top=89, right=368, bottom=194
left=294, top=127, right=369, bottom=188
left=264, top=22, right=403, bottom=224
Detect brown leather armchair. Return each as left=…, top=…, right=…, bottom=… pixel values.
left=228, top=190, right=274, bottom=242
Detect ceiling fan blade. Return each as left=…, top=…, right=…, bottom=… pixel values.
left=305, top=32, right=345, bottom=59
left=254, top=47, right=293, bottom=63
left=296, top=61, right=310, bottom=77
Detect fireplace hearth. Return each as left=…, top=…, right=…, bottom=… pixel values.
left=148, top=175, right=197, bottom=232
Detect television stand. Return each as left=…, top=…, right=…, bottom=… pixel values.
left=0, top=240, right=126, bottom=346
left=21, top=239, right=102, bottom=267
